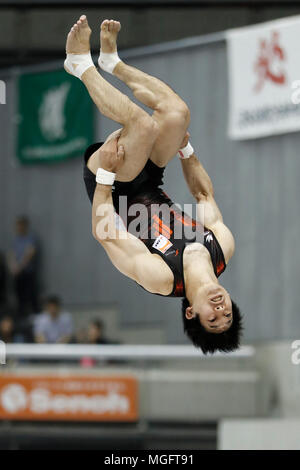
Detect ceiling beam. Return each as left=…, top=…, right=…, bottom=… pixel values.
left=0, top=0, right=300, bottom=9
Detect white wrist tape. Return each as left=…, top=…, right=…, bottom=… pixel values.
left=177, top=142, right=194, bottom=160
left=64, top=53, right=94, bottom=80
left=96, top=168, right=116, bottom=186
left=98, top=51, right=121, bottom=74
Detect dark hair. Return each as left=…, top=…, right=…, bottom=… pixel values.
left=44, top=295, right=61, bottom=307
left=181, top=298, right=243, bottom=354
left=16, top=215, right=29, bottom=225
left=90, top=319, right=104, bottom=330
left=0, top=315, right=14, bottom=326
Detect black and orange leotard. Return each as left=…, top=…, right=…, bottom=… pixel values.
left=83, top=144, right=226, bottom=298
left=124, top=184, right=226, bottom=297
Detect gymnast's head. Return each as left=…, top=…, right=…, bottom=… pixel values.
left=181, top=285, right=243, bottom=354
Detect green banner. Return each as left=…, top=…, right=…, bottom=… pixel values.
left=17, top=69, right=94, bottom=164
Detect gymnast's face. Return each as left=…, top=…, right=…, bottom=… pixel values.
left=185, top=285, right=233, bottom=333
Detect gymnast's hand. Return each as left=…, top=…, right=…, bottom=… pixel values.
left=98, top=137, right=125, bottom=173
left=179, top=131, right=190, bottom=149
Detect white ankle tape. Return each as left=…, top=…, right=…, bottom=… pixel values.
left=64, top=53, right=94, bottom=80
left=178, top=142, right=194, bottom=160
left=98, top=51, right=121, bottom=74
left=96, top=167, right=116, bottom=186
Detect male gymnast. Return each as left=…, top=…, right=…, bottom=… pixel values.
left=64, top=16, right=242, bottom=354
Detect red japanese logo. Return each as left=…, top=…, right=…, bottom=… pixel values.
left=254, top=31, right=286, bottom=93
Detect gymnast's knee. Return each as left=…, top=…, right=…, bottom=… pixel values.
left=131, top=111, right=159, bottom=144
left=160, top=101, right=191, bottom=130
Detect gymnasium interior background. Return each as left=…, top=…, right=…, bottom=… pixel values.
left=0, top=0, right=300, bottom=450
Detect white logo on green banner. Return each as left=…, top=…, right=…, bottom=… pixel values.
left=0, top=80, right=6, bottom=104
left=17, top=69, right=94, bottom=164
left=39, top=82, right=70, bottom=141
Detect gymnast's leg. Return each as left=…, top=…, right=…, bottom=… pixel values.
left=64, top=15, right=159, bottom=182
left=98, top=19, right=190, bottom=168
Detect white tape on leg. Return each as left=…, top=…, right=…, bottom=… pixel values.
left=64, top=53, right=94, bottom=80
left=98, top=51, right=121, bottom=74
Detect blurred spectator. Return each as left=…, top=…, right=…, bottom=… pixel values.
left=79, top=319, right=122, bottom=367
left=0, top=251, right=7, bottom=310
left=7, top=216, right=39, bottom=317
left=0, top=315, right=23, bottom=343
left=34, top=295, right=73, bottom=344
left=87, top=319, right=112, bottom=345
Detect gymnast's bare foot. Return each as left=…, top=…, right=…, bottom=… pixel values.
left=100, top=19, right=121, bottom=53
left=66, top=15, right=91, bottom=55
left=64, top=15, right=94, bottom=78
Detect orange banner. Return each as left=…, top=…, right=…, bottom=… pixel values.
left=0, top=375, right=138, bottom=422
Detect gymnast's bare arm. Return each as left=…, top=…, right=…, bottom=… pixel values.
left=92, top=138, right=173, bottom=295
left=180, top=150, right=235, bottom=264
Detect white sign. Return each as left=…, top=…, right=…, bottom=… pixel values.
left=0, top=341, right=6, bottom=365
left=0, top=80, right=5, bottom=104
left=227, top=15, right=300, bottom=140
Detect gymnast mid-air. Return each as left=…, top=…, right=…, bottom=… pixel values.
left=64, top=15, right=242, bottom=354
